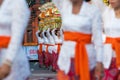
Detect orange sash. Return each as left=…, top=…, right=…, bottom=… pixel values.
left=56, top=43, right=62, bottom=54
left=106, top=37, right=120, bottom=68
left=0, top=36, right=10, bottom=48
left=46, top=44, right=55, bottom=53
left=64, top=31, right=91, bottom=80
left=57, top=70, right=70, bottom=80
left=39, top=44, right=42, bottom=54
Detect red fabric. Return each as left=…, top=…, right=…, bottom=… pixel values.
left=37, top=50, right=44, bottom=65
left=68, top=58, right=78, bottom=80
left=102, top=58, right=118, bottom=80
left=49, top=52, right=53, bottom=66
left=38, top=44, right=42, bottom=54
left=52, top=51, right=59, bottom=71
left=57, top=58, right=93, bottom=80
left=106, top=37, right=120, bottom=68
left=43, top=51, right=54, bottom=67
left=44, top=44, right=55, bottom=68
left=42, top=51, right=49, bottom=67
left=44, top=52, right=50, bottom=67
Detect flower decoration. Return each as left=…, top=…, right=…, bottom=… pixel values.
left=38, top=2, right=62, bottom=31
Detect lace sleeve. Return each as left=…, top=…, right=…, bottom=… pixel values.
left=92, top=8, right=103, bottom=62
left=92, top=0, right=107, bottom=12
left=3, top=0, right=30, bottom=63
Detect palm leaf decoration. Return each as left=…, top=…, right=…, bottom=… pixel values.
left=38, top=2, right=62, bottom=31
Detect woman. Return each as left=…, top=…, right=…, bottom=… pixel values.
left=52, top=0, right=104, bottom=80
left=0, top=0, right=30, bottom=80
left=92, top=0, right=120, bottom=80
left=42, top=30, right=49, bottom=68
left=46, top=28, right=56, bottom=70
left=51, top=28, right=63, bottom=71
left=36, top=30, right=44, bottom=67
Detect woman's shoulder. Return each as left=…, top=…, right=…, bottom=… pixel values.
left=102, top=6, right=113, bottom=18
left=12, top=0, right=29, bottom=8
left=103, top=6, right=113, bottom=14
left=12, top=0, right=30, bottom=14
left=83, top=2, right=101, bottom=17
left=85, top=2, right=101, bottom=13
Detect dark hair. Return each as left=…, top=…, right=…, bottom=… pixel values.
left=50, top=29, right=52, bottom=35
left=55, top=29, right=58, bottom=36
left=44, top=32, right=47, bottom=37
left=38, top=31, right=43, bottom=38
left=85, top=0, right=91, bottom=2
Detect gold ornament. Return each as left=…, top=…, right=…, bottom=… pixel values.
left=38, top=2, right=62, bottom=31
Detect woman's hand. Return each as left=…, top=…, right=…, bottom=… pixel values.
left=94, top=62, right=104, bottom=80
left=0, top=60, right=11, bottom=80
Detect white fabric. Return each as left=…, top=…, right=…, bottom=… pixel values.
left=52, top=28, right=63, bottom=44
left=0, top=0, right=31, bottom=80
left=48, top=45, right=57, bottom=54
left=91, top=0, right=107, bottom=12
left=50, top=28, right=63, bottom=53
left=42, top=45, right=47, bottom=52
left=42, top=30, right=49, bottom=44
left=102, top=7, right=120, bottom=68
left=53, top=0, right=103, bottom=74
left=45, top=28, right=56, bottom=53
left=36, top=30, right=44, bottom=50
left=92, top=0, right=120, bottom=69
left=103, top=8, right=120, bottom=37
left=42, top=30, right=56, bottom=53
left=46, top=28, right=55, bottom=45
left=103, top=44, right=113, bottom=69
left=36, top=30, right=44, bottom=44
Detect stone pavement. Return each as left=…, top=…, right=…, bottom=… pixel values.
left=29, top=62, right=57, bottom=80
left=29, top=70, right=57, bottom=80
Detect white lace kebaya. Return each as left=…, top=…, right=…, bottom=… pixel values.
left=53, top=0, right=103, bottom=74
left=92, top=0, right=120, bottom=69
left=0, top=0, right=30, bottom=80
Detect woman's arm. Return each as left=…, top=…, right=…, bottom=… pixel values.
left=46, top=28, right=51, bottom=38
left=92, top=8, right=104, bottom=79
left=36, top=30, right=40, bottom=38
left=91, top=0, right=107, bottom=12
left=0, top=0, right=30, bottom=79
left=51, top=28, right=57, bottom=40
left=42, top=30, right=46, bottom=40
left=3, top=0, right=30, bottom=64
left=60, top=28, right=64, bottom=42
left=92, top=8, right=103, bottom=63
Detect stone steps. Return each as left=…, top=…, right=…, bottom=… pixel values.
left=29, top=70, right=57, bottom=80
